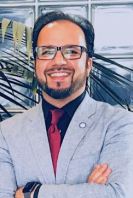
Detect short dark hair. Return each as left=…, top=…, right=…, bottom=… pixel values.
left=32, top=11, right=95, bottom=58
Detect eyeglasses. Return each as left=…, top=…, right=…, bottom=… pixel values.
left=35, top=45, right=88, bottom=60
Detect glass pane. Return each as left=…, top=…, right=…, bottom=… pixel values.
left=0, top=7, right=36, bottom=110
left=0, top=7, right=34, bottom=26
left=92, top=0, right=133, bottom=1
left=92, top=4, right=133, bottom=55
left=0, top=72, right=37, bottom=109
left=0, top=7, right=34, bottom=55
left=39, top=5, right=88, bottom=18
left=39, top=0, right=85, bottom=1
left=0, top=0, right=34, bottom=3
left=91, top=58, right=133, bottom=110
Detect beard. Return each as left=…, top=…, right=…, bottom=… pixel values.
left=43, top=85, right=72, bottom=99
left=36, top=67, right=88, bottom=99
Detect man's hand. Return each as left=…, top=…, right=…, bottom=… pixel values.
left=88, top=163, right=112, bottom=184
left=15, top=186, right=35, bottom=198
left=15, top=187, right=24, bottom=198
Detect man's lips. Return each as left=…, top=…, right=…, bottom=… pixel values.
left=46, top=69, right=73, bottom=78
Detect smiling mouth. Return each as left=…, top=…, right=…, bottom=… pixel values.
left=46, top=69, right=73, bottom=78
left=48, top=72, right=70, bottom=77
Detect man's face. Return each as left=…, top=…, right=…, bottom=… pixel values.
left=35, top=20, right=92, bottom=99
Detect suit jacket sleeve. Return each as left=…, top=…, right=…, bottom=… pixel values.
left=38, top=113, right=133, bottom=198
left=0, top=126, right=17, bottom=198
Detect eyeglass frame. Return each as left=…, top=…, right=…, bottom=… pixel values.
left=35, top=45, right=88, bottom=60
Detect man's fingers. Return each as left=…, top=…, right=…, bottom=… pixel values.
left=95, top=176, right=108, bottom=185
left=15, top=187, right=24, bottom=198
left=92, top=167, right=112, bottom=184
left=103, top=167, right=112, bottom=177
left=88, top=163, right=108, bottom=183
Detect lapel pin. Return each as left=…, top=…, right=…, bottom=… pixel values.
left=79, top=122, right=86, bottom=128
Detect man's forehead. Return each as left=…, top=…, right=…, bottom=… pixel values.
left=37, top=19, right=86, bottom=47
left=45, top=20, right=79, bottom=27
left=39, top=19, right=85, bottom=37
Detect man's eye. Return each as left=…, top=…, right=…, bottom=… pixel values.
left=42, top=50, right=54, bottom=55
left=65, top=49, right=79, bottom=54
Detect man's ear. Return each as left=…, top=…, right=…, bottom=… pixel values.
left=86, top=58, right=92, bottom=76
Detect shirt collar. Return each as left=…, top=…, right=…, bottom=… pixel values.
left=42, top=91, right=86, bottom=119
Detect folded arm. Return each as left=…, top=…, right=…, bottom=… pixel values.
left=15, top=164, right=112, bottom=198
left=37, top=120, right=133, bottom=198
left=29, top=116, right=133, bottom=198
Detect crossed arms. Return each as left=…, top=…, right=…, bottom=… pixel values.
left=0, top=110, right=133, bottom=198
left=15, top=164, right=112, bottom=198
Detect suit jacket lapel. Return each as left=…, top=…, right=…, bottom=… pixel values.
left=25, top=102, right=55, bottom=183
left=56, top=93, right=97, bottom=183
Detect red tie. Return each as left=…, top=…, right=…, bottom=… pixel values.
left=48, top=109, right=64, bottom=174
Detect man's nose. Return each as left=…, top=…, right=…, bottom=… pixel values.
left=53, top=50, right=67, bottom=65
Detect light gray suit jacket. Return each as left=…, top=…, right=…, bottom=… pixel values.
left=0, top=93, right=133, bottom=198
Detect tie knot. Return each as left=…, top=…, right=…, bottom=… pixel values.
left=50, top=109, right=64, bottom=125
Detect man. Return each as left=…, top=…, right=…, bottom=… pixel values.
left=0, top=11, right=133, bottom=198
